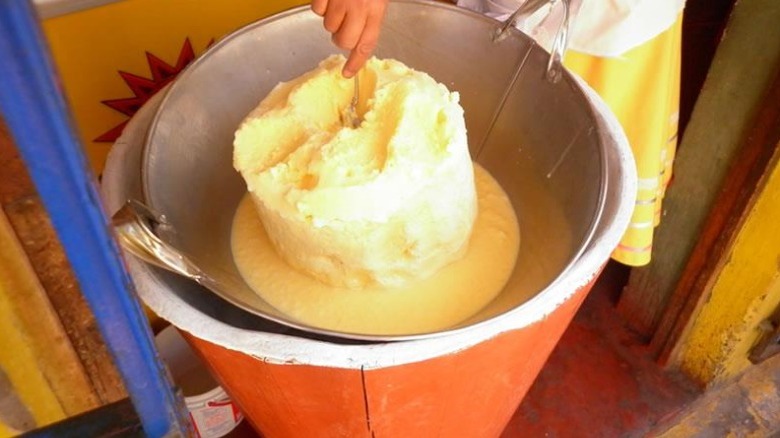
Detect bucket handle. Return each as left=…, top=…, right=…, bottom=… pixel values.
left=492, top=0, right=571, bottom=83
left=112, top=199, right=212, bottom=284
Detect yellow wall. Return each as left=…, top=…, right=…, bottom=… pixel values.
left=42, top=0, right=306, bottom=172
left=674, top=146, right=780, bottom=385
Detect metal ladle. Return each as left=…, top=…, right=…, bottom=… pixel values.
left=343, top=73, right=360, bottom=128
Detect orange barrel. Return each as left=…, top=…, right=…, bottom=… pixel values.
left=102, top=67, right=635, bottom=436
left=182, top=280, right=594, bottom=437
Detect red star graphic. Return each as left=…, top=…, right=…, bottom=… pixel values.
left=95, top=38, right=213, bottom=143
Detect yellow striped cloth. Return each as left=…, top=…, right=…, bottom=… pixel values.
left=563, top=14, right=683, bottom=266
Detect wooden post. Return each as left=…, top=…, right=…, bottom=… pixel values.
left=1, top=120, right=127, bottom=434
left=617, top=0, right=780, bottom=350
left=1, top=121, right=128, bottom=402
left=670, top=145, right=780, bottom=385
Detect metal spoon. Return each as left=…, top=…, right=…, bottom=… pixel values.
left=343, top=73, right=360, bottom=128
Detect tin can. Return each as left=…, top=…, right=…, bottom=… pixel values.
left=155, top=325, right=243, bottom=438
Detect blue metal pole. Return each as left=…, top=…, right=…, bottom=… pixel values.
left=0, top=1, right=190, bottom=436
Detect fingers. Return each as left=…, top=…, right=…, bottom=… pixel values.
left=313, top=0, right=389, bottom=77
left=331, top=9, right=367, bottom=53
left=310, top=0, right=328, bottom=16
left=342, top=10, right=383, bottom=77
left=341, top=1, right=388, bottom=77
left=322, top=1, right=348, bottom=33
left=312, top=0, right=348, bottom=35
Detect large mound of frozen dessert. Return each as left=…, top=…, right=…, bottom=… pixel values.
left=233, top=55, right=476, bottom=289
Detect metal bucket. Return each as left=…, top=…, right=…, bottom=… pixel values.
left=102, top=4, right=637, bottom=435
left=115, top=0, right=613, bottom=341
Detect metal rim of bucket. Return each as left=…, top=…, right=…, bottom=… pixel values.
left=101, top=73, right=636, bottom=367
left=135, top=0, right=610, bottom=342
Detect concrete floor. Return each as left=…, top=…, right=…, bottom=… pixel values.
left=503, top=262, right=700, bottom=437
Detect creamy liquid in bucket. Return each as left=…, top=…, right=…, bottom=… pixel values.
left=231, top=164, right=519, bottom=334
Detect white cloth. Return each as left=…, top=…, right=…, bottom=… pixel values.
left=457, top=0, right=685, bottom=57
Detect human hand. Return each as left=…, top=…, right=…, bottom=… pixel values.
left=311, top=0, right=389, bottom=77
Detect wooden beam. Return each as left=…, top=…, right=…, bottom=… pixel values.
left=654, top=69, right=780, bottom=363
left=0, top=120, right=127, bottom=406
left=3, top=198, right=128, bottom=404
left=617, top=0, right=780, bottom=341
left=0, top=122, right=32, bottom=204
left=0, top=208, right=96, bottom=428
left=670, top=146, right=780, bottom=385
